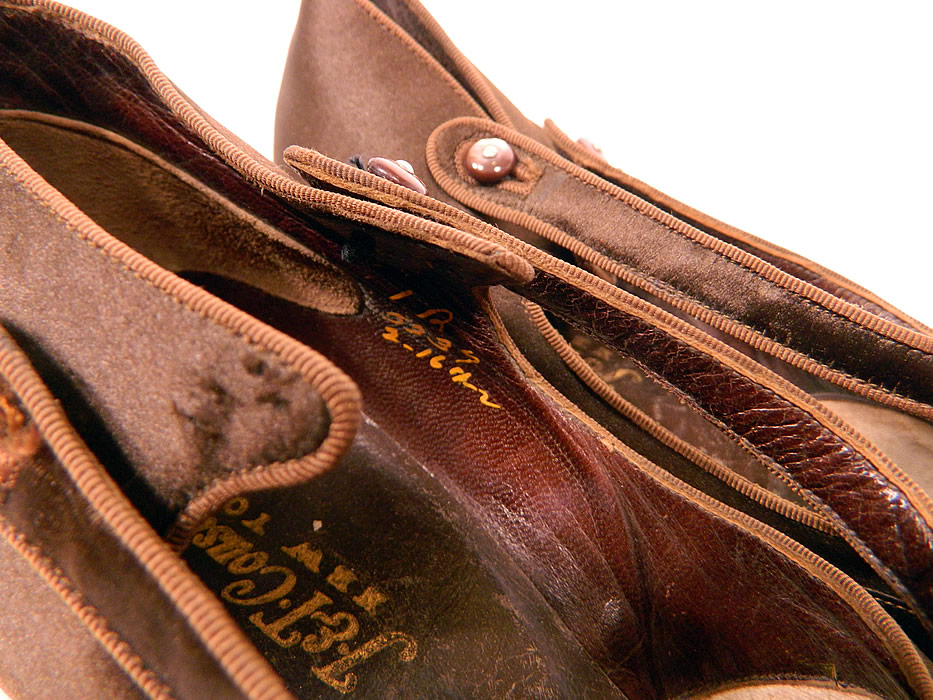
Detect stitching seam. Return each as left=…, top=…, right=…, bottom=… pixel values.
left=535, top=147, right=932, bottom=357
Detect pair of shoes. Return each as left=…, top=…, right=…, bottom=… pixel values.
left=0, top=1, right=930, bottom=698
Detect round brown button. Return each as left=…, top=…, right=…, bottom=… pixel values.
left=463, top=137, right=515, bottom=184
left=366, top=157, right=428, bottom=195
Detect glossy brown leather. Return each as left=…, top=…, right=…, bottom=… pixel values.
left=1, top=2, right=931, bottom=698
left=516, top=271, right=933, bottom=622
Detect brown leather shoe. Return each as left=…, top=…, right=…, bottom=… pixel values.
left=275, top=0, right=933, bottom=659
left=1, top=1, right=931, bottom=698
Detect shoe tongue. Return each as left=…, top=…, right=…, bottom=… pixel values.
left=275, top=0, right=550, bottom=204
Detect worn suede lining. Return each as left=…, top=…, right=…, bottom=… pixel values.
left=0, top=146, right=330, bottom=529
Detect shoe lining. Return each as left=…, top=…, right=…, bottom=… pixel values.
left=0, top=110, right=831, bottom=530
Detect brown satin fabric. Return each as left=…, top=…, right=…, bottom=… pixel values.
left=543, top=119, right=932, bottom=334
left=275, top=0, right=486, bottom=206
left=427, top=117, right=933, bottom=414
left=0, top=533, right=149, bottom=700
left=0, top=138, right=332, bottom=529
left=275, top=0, right=930, bottom=333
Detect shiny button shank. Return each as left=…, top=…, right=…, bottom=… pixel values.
left=463, top=138, right=515, bottom=184
left=366, top=157, right=428, bottom=195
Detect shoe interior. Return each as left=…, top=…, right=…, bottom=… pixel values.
left=0, top=108, right=628, bottom=696
left=0, top=110, right=845, bottom=553
left=0, top=10, right=629, bottom=695
left=0, top=5, right=930, bottom=697
left=0, top=21, right=814, bottom=554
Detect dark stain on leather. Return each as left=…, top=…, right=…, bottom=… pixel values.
left=0, top=386, right=40, bottom=489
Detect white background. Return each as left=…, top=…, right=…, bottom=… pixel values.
left=0, top=3, right=930, bottom=696
left=30, top=1, right=933, bottom=324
